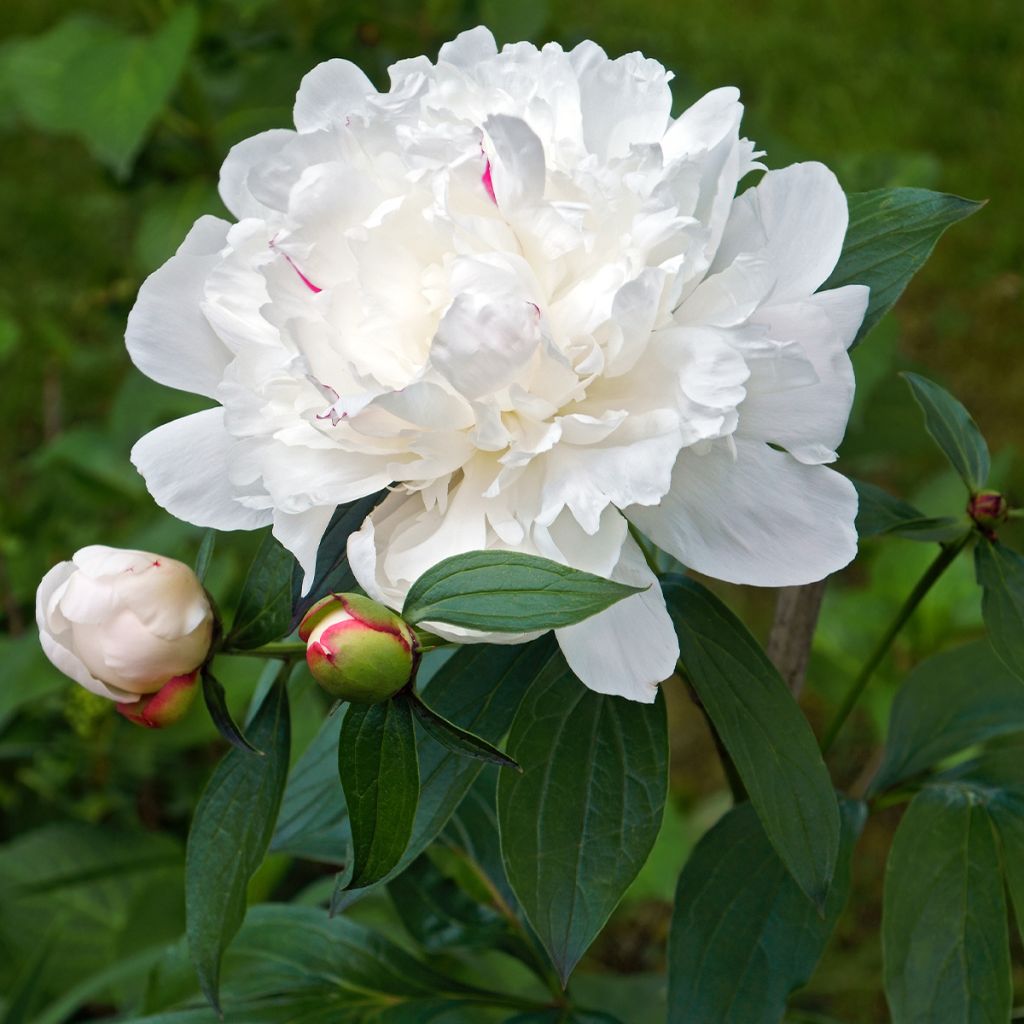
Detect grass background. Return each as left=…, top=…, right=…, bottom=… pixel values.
left=0, top=1, right=1021, bottom=1020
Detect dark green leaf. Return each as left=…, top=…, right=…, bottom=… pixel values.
left=1, top=8, right=198, bottom=176
left=201, top=670, right=259, bottom=755
left=987, top=790, right=1024, bottom=948
left=387, top=855, right=508, bottom=954
left=824, top=188, right=983, bottom=347
left=443, top=769, right=517, bottom=910
left=340, top=694, right=420, bottom=890
left=194, top=530, right=216, bottom=584
left=871, top=642, right=1024, bottom=793
left=186, top=682, right=291, bottom=1011
left=273, top=640, right=557, bottom=892
left=853, top=479, right=962, bottom=542
left=290, top=491, right=387, bottom=628
left=902, top=372, right=990, bottom=492
left=497, top=657, right=667, bottom=983
left=269, top=708, right=346, bottom=862
left=882, top=784, right=1011, bottom=1024
left=119, top=903, right=476, bottom=1022
left=667, top=800, right=865, bottom=1024
left=402, top=550, right=642, bottom=631
left=227, top=531, right=295, bottom=650
left=410, top=693, right=520, bottom=771
left=663, top=576, right=840, bottom=907
left=975, top=538, right=1024, bottom=684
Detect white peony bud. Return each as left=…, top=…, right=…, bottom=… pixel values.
left=35, top=546, right=214, bottom=720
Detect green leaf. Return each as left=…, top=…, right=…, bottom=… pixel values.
left=227, top=530, right=295, bottom=650
left=986, top=788, right=1024, bottom=948
left=663, top=576, right=840, bottom=907
left=1, top=8, right=198, bottom=176
left=871, top=642, right=1024, bottom=793
left=186, top=681, right=291, bottom=1011
left=410, top=693, right=520, bottom=771
left=201, top=671, right=260, bottom=755
left=975, top=538, right=1024, bottom=684
left=882, top=784, right=1011, bottom=1024
left=402, top=550, right=642, bottom=631
left=667, top=800, right=865, bottom=1024
left=387, top=855, right=509, bottom=954
left=290, top=491, right=387, bottom=628
left=824, top=188, right=983, bottom=347
left=901, top=372, right=990, bottom=492
left=0, top=825, right=182, bottom=1017
left=193, top=530, right=216, bottom=584
left=339, top=693, right=420, bottom=890
left=118, top=903, right=477, bottom=1022
left=496, top=657, right=667, bottom=983
left=272, top=640, right=556, bottom=895
left=853, top=479, right=962, bottom=542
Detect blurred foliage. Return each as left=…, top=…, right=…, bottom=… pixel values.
left=0, top=0, right=1021, bottom=1021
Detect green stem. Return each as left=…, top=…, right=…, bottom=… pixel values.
left=821, top=532, right=972, bottom=753
left=225, top=641, right=306, bottom=659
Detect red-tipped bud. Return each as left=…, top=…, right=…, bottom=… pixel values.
left=968, top=490, right=1009, bottom=535
left=116, top=670, right=200, bottom=728
left=299, top=594, right=417, bottom=703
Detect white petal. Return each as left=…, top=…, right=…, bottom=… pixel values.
left=571, top=45, right=673, bottom=158
left=537, top=410, right=683, bottom=533
left=483, top=115, right=545, bottom=208
left=125, top=217, right=232, bottom=399
left=627, top=438, right=858, bottom=586
left=218, top=129, right=295, bottom=220
left=35, top=562, right=132, bottom=702
left=737, top=286, right=868, bottom=463
left=293, top=59, right=375, bottom=133
left=437, top=26, right=498, bottom=68
left=274, top=506, right=335, bottom=594
left=556, top=535, right=677, bottom=702
left=131, top=409, right=272, bottom=531
left=431, top=293, right=541, bottom=400
left=662, top=87, right=742, bottom=160
left=713, top=162, right=848, bottom=304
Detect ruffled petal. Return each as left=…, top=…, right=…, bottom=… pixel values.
left=570, top=44, right=673, bottom=158
left=219, top=129, right=295, bottom=220
left=627, top=438, right=858, bottom=586
left=482, top=115, right=546, bottom=208
left=125, top=217, right=233, bottom=399
left=293, top=59, right=375, bottom=133
left=737, top=286, right=868, bottom=463
left=713, top=162, right=848, bottom=304
left=555, top=534, right=677, bottom=702
left=131, top=409, right=272, bottom=532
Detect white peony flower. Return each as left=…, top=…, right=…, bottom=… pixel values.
left=36, top=546, right=214, bottom=705
left=126, top=27, right=866, bottom=702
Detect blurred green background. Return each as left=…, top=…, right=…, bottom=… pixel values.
left=1, top=1, right=1021, bottom=1021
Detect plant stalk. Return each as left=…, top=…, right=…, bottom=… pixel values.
left=820, top=532, right=972, bottom=753
left=226, top=641, right=307, bottom=659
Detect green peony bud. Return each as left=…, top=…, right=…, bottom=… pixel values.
left=299, top=594, right=417, bottom=703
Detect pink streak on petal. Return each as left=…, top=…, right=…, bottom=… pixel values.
left=282, top=253, right=323, bottom=293
left=482, top=159, right=497, bottom=205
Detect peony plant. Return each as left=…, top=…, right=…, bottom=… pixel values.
left=31, top=26, right=1024, bottom=1024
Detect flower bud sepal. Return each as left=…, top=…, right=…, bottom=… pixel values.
left=117, top=670, right=200, bottom=728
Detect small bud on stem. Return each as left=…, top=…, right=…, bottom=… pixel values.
left=299, top=594, right=418, bottom=703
